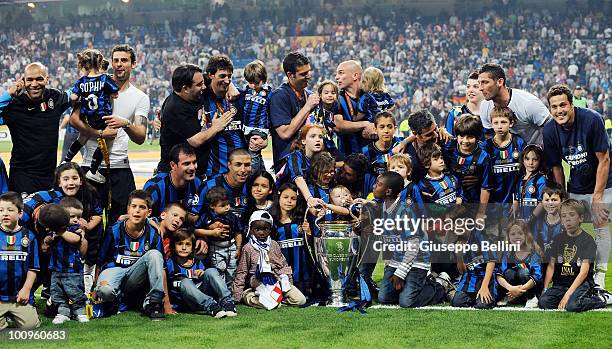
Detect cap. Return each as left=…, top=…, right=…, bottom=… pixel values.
left=247, top=210, right=274, bottom=236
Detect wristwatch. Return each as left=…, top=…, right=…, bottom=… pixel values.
left=122, top=121, right=131, bottom=130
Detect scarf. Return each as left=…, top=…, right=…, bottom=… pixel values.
left=250, top=234, right=276, bottom=285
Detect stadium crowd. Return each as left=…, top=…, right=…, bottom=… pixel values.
left=0, top=3, right=611, bottom=330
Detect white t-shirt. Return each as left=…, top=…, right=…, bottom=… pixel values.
left=480, top=88, right=551, bottom=144
left=82, top=83, right=150, bottom=169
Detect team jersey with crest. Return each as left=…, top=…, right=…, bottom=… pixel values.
left=442, top=140, right=492, bottom=203
left=274, top=222, right=311, bottom=284
left=362, top=137, right=404, bottom=177
left=165, top=256, right=206, bottom=306
left=0, top=227, right=39, bottom=304
left=195, top=210, right=242, bottom=243
left=336, top=90, right=368, bottom=155
left=514, top=173, right=547, bottom=220
left=307, top=184, right=333, bottom=237
left=200, top=174, right=249, bottom=224
left=143, top=172, right=204, bottom=218
left=444, top=104, right=484, bottom=137
left=482, top=134, right=525, bottom=204
left=358, top=91, right=395, bottom=122
left=275, top=150, right=311, bottom=186
left=22, top=189, right=102, bottom=231
left=71, top=74, right=119, bottom=130
left=496, top=250, right=542, bottom=284
left=202, top=89, right=247, bottom=177
left=412, top=174, right=463, bottom=216
left=457, top=229, right=498, bottom=294
left=239, top=84, right=272, bottom=134
left=306, top=104, right=340, bottom=159
left=49, top=224, right=83, bottom=273
left=533, top=218, right=562, bottom=258
left=97, top=220, right=163, bottom=270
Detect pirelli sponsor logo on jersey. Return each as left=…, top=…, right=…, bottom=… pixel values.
left=435, top=192, right=457, bottom=206
left=116, top=254, right=141, bottom=266
left=492, top=163, right=519, bottom=174
left=521, top=198, right=539, bottom=207
left=0, top=251, right=28, bottom=261
left=278, top=238, right=304, bottom=249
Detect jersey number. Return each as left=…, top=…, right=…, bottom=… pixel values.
left=85, top=94, right=99, bottom=110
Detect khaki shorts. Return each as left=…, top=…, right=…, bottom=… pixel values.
left=0, top=302, right=40, bottom=330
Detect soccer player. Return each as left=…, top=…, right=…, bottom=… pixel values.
left=63, top=48, right=119, bottom=184
left=201, top=55, right=247, bottom=177
left=0, top=63, right=71, bottom=195
left=361, top=111, right=404, bottom=177
left=544, top=84, right=612, bottom=290
left=70, top=44, right=149, bottom=226
left=144, top=144, right=204, bottom=222
left=94, top=190, right=169, bottom=320
left=269, top=52, right=319, bottom=169
left=478, top=63, right=551, bottom=144
left=0, top=192, right=40, bottom=329
left=39, top=202, right=88, bottom=324
left=444, top=70, right=484, bottom=137
left=539, top=199, right=610, bottom=311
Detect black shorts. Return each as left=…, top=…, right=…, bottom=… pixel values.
left=8, top=168, right=55, bottom=196
left=82, top=166, right=136, bottom=227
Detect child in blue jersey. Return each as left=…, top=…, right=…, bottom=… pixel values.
left=482, top=106, right=525, bottom=240
left=443, top=70, right=484, bottom=137
left=357, top=67, right=396, bottom=123
left=63, top=48, right=119, bottom=184
left=241, top=60, right=271, bottom=175
left=0, top=192, right=40, bottom=330
left=451, top=228, right=498, bottom=309
left=539, top=199, right=609, bottom=311
left=270, top=183, right=312, bottom=296
left=198, top=187, right=243, bottom=288
left=306, top=80, right=342, bottom=160
left=442, top=114, right=491, bottom=210
left=534, top=183, right=565, bottom=258
left=166, top=228, right=236, bottom=318
left=389, top=154, right=414, bottom=205
left=362, top=111, right=403, bottom=177
left=495, top=220, right=543, bottom=308
left=39, top=201, right=88, bottom=324
left=514, top=144, right=548, bottom=222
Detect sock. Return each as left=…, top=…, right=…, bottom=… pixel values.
left=89, top=147, right=104, bottom=173
left=595, top=226, right=611, bottom=273
left=64, top=140, right=84, bottom=162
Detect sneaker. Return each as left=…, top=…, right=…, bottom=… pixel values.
left=86, top=170, right=106, bottom=184
left=77, top=314, right=90, bottom=323
left=208, top=303, right=227, bottom=319
left=52, top=314, right=71, bottom=325
left=497, top=296, right=510, bottom=306
left=144, top=302, right=165, bottom=321
left=596, top=288, right=612, bottom=305
left=434, top=272, right=456, bottom=302
left=525, top=296, right=539, bottom=308
left=222, top=301, right=237, bottom=317
left=41, top=286, right=51, bottom=300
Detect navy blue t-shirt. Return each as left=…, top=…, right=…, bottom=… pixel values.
left=543, top=107, right=612, bottom=194
left=269, top=83, right=309, bottom=168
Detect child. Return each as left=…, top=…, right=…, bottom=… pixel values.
left=307, top=80, right=342, bottom=160
left=495, top=220, right=542, bottom=308
left=534, top=183, right=565, bottom=257
left=388, top=154, right=413, bottom=205
left=232, top=210, right=306, bottom=309
left=358, top=67, right=396, bottom=122
left=442, top=114, right=492, bottom=208
left=482, top=106, right=525, bottom=240
left=539, top=199, right=610, bottom=311
left=40, top=201, right=88, bottom=324
left=329, top=185, right=354, bottom=221
left=0, top=192, right=40, bottom=330
left=166, top=228, right=236, bottom=318
left=362, top=111, right=404, bottom=176
left=63, top=48, right=119, bottom=184
left=514, top=144, right=547, bottom=221
left=240, top=60, right=271, bottom=175
left=197, top=187, right=243, bottom=287
left=156, top=202, right=188, bottom=259
left=451, top=228, right=498, bottom=309
left=246, top=171, right=275, bottom=218
left=270, top=183, right=312, bottom=297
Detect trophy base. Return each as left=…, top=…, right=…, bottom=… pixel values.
left=327, top=291, right=347, bottom=307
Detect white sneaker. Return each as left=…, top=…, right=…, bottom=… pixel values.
left=497, top=296, right=510, bottom=306
left=83, top=264, right=95, bottom=295
left=77, top=314, right=90, bottom=323
left=52, top=314, right=71, bottom=325
left=525, top=296, right=539, bottom=308
left=596, top=288, right=612, bottom=305
left=594, top=272, right=606, bottom=290
left=86, top=170, right=106, bottom=184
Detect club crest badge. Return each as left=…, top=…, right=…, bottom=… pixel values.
left=21, top=236, right=30, bottom=248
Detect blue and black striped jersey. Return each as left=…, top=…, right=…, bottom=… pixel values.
left=482, top=134, right=525, bottom=205
left=307, top=184, right=333, bottom=237
left=274, top=222, right=311, bottom=284
left=514, top=173, right=547, bottom=220
left=143, top=172, right=205, bottom=218
left=442, top=140, right=492, bottom=203
left=412, top=174, right=463, bottom=216
left=49, top=224, right=83, bottom=273
left=496, top=250, right=542, bottom=284
left=306, top=104, right=339, bottom=157
left=239, top=84, right=272, bottom=133
left=457, top=230, right=498, bottom=294
left=97, top=220, right=163, bottom=270
left=533, top=217, right=562, bottom=258
left=71, top=74, right=119, bottom=130
left=358, top=91, right=395, bottom=122
left=336, top=90, right=368, bottom=155
left=195, top=210, right=242, bottom=243
left=0, top=227, right=39, bottom=304
left=165, top=256, right=206, bottom=306
left=361, top=137, right=404, bottom=177
left=275, top=150, right=311, bottom=186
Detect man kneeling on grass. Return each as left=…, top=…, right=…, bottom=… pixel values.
left=232, top=210, right=306, bottom=309
left=94, top=190, right=171, bottom=320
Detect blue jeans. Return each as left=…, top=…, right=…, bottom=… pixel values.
left=96, top=250, right=165, bottom=308
left=378, top=267, right=444, bottom=308
left=51, top=272, right=86, bottom=317
left=179, top=268, right=232, bottom=312
left=207, top=242, right=237, bottom=288
left=538, top=280, right=605, bottom=312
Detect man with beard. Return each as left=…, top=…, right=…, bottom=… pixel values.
left=0, top=63, right=71, bottom=194
left=334, top=60, right=376, bottom=157
left=335, top=153, right=374, bottom=199
left=70, top=44, right=149, bottom=225
left=478, top=63, right=551, bottom=144
left=145, top=144, right=204, bottom=222
left=269, top=52, right=320, bottom=170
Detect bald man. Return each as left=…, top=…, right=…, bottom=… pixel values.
left=334, top=60, right=375, bottom=156
left=0, top=63, right=71, bottom=194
